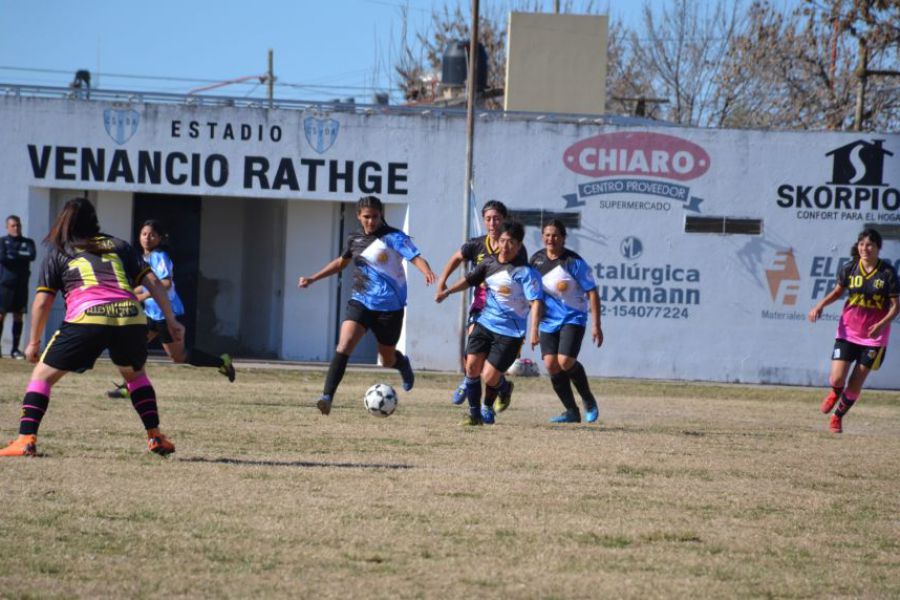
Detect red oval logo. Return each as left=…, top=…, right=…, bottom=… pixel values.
left=562, top=132, right=710, bottom=181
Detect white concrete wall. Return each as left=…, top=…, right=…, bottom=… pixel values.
left=281, top=201, right=340, bottom=361
left=1, top=95, right=899, bottom=387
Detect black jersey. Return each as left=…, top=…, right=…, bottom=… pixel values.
left=340, top=224, right=421, bottom=311
left=836, top=259, right=899, bottom=346
left=0, top=235, right=36, bottom=286
left=37, top=235, right=150, bottom=325
left=460, top=235, right=528, bottom=269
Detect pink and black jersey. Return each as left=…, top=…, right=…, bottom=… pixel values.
left=459, top=235, right=527, bottom=312
left=37, top=235, right=150, bottom=326
left=835, top=259, right=899, bottom=347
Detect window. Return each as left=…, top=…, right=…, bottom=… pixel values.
left=864, top=223, right=900, bottom=241
left=507, top=210, right=581, bottom=229
left=684, top=216, right=762, bottom=235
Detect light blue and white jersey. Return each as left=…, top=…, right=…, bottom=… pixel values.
left=142, top=249, right=185, bottom=321
left=465, top=255, right=544, bottom=338
left=342, top=225, right=421, bottom=312
left=530, top=248, right=596, bottom=333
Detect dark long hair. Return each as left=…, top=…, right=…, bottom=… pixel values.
left=44, top=197, right=103, bottom=255
left=139, top=219, right=170, bottom=252
left=851, top=228, right=883, bottom=259
left=500, top=220, right=525, bottom=243
left=357, top=195, right=387, bottom=226
left=541, top=218, right=567, bottom=238
left=481, top=199, right=508, bottom=218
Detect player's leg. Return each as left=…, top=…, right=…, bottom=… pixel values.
left=821, top=340, right=852, bottom=414
left=559, top=325, right=596, bottom=422
left=109, top=324, right=173, bottom=454
left=452, top=322, right=478, bottom=405
left=830, top=346, right=882, bottom=433
left=0, top=309, right=5, bottom=358
left=373, top=309, right=413, bottom=391
left=481, top=335, right=521, bottom=422
left=0, top=362, right=67, bottom=456
left=461, top=352, right=487, bottom=425
left=318, top=312, right=368, bottom=415
left=541, top=330, right=579, bottom=423
left=162, top=336, right=235, bottom=383
left=3, top=322, right=104, bottom=456
left=107, top=328, right=159, bottom=400
left=10, top=311, right=25, bottom=359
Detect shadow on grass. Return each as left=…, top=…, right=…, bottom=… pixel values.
left=178, top=456, right=414, bottom=470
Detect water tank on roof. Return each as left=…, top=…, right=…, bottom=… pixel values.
left=442, top=40, right=488, bottom=92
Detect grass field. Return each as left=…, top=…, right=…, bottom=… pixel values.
left=0, top=358, right=898, bottom=599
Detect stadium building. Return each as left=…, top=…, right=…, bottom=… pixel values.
left=1, top=87, right=899, bottom=387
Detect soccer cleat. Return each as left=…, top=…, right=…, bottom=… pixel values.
left=106, top=382, right=130, bottom=400
left=584, top=400, right=599, bottom=423
left=9, top=350, right=24, bottom=360
left=820, top=390, right=839, bottom=414
left=397, top=355, right=415, bottom=392
left=0, top=434, right=37, bottom=457
left=495, top=380, right=514, bottom=413
left=829, top=414, right=842, bottom=434
left=147, top=428, right=175, bottom=455
left=451, top=382, right=467, bottom=405
left=316, top=394, right=332, bottom=415
left=480, top=406, right=496, bottom=425
left=219, top=354, right=236, bottom=383
left=549, top=410, right=581, bottom=424
left=460, top=413, right=483, bottom=427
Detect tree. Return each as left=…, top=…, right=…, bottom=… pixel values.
left=628, top=0, right=747, bottom=127
left=722, top=0, right=899, bottom=131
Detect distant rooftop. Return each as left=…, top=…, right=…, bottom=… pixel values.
left=0, top=83, right=673, bottom=128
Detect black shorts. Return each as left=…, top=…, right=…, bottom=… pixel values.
left=466, top=322, right=524, bottom=373
left=41, top=322, right=149, bottom=373
left=147, top=316, right=185, bottom=344
left=344, top=300, right=404, bottom=346
left=832, top=338, right=886, bottom=370
left=539, top=324, right=586, bottom=358
left=0, top=281, right=29, bottom=313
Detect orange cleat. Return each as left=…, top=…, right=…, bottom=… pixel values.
left=146, top=428, right=175, bottom=456
left=829, top=414, right=843, bottom=434
left=820, top=390, right=840, bottom=414
left=0, top=434, right=37, bottom=457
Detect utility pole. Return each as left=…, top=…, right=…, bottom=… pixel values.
left=267, top=49, right=275, bottom=109
left=459, top=0, right=480, bottom=371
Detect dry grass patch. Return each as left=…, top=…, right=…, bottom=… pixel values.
left=0, top=359, right=898, bottom=599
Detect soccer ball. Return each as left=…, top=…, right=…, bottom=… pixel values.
left=364, top=383, right=398, bottom=417
left=507, top=358, right=540, bottom=377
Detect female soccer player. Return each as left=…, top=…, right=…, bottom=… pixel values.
left=106, top=219, right=234, bottom=399
left=298, top=195, right=435, bottom=415
left=1, top=197, right=184, bottom=457
left=530, top=219, right=603, bottom=423
left=435, top=200, right=525, bottom=406
left=436, top=221, right=543, bottom=426
left=808, top=228, right=899, bottom=433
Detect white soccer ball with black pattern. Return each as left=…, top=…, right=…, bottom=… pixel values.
left=364, top=383, right=398, bottom=417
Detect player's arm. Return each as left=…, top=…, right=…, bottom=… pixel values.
left=410, top=255, right=435, bottom=286
left=435, top=250, right=465, bottom=294
left=808, top=283, right=845, bottom=322
left=588, top=288, right=603, bottom=347
left=297, top=256, right=349, bottom=288
left=434, top=276, right=471, bottom=303
left=529, top=299, right=543, bottom=350
left=141, top=271, right=184, bottom=343
left=24, top=291, right=55, bottom=363
left=868, top=296, right=899, bottom=338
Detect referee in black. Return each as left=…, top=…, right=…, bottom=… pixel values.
left=0, top=215, right=36, bottom=359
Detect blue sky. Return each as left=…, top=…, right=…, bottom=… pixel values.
left=0, top=1, right=795, bottom=104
